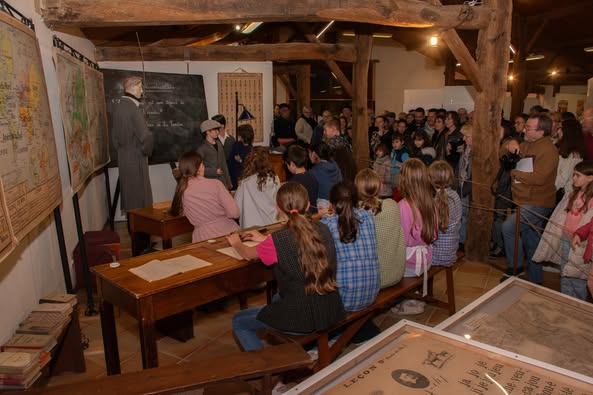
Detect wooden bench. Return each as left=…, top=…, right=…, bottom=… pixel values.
left=261, top=265, right=455, bottom=372
left=19, top=343, right=310, bottom=395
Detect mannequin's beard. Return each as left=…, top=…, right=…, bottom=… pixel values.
left=124, top=91, right=142, bottom=101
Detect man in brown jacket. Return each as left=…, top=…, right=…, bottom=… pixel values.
left=501, top=114, right=558, bottom=284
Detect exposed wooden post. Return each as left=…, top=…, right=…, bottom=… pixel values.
left=510, top=13, right=528, bottom=118
left=296, top=64, right=311, bottom=114
left=352, top=31, right=373, bottom=170
left=466, top=0, right=512, bottom=260
left=277, top=73, right=297, bottom=100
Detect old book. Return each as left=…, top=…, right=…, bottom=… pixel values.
left=0, top=371, right=41, bottom=389
left=129, top=255, right=212, bottom=282
left=1, top=334, right=56, bottom=353
left=0, top=351, right=37, bottom=373
left=31, top=302, right=72, bottom=315
left=39, top=292, right=77, bottom=307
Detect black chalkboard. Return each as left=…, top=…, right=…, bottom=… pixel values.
left=103, top=69, right=208, bottom=166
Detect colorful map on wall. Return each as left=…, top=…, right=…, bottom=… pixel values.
left=0, top=13, right=62, bottom=245
left=0, top=179, right=15, bottom=263
left=54, top=50, right=109, bottom=192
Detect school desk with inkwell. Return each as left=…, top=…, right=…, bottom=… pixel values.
left=92, top=225, right=278, bottom=375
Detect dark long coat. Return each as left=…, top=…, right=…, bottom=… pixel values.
left=111, top=96, right=154, bottom=211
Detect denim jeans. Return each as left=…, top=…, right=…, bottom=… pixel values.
left=560, top=235, right=590, bottom=300
left=491, top=211, right=505, bottom=251
left=459, top=196, right=469, bottom=244
left=502, top=205, right=553, bottom=284
left=232, top=306, right=270, bottom=351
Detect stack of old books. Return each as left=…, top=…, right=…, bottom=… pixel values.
left=0, top=350, right=51, bottom=390
left=15, top=293, right=76, bottom=339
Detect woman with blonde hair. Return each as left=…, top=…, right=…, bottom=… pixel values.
left=398, top=159, right=437, bottom=295
left=228, top=182, right=345, bottom=350
left=170, top=151, right=239, bottom=242
left=355, top=168, right=406, bottom=288
left=429, top=160, right=462, bottom=266
left=234, top=146, right=280, bottom=228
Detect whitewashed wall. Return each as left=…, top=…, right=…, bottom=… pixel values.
left=0, top=1, right=108, bottom=342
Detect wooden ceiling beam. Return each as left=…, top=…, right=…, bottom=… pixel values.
left=303, top=32, right=353, bottom=98
left=38, top=0, right=492, bottom=30
left=95, top=43, right=357, bottom=62
left=527, top=1, right=591, bottom=23
left=428, top=0, right=485, bottom=92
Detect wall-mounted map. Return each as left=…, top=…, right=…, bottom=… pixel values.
left=0, top=179, right=14, bottom=263
left=0, top=12, right=62, bottom=248
left=54, top=50, right=109, bottom=193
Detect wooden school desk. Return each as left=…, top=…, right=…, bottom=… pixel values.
left=93, top=231, right=277, bottom=375
left=127, top=206, right=193, bottom=256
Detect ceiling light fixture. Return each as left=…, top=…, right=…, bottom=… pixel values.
left=584, top=46, right=593, bottom=53
left=341, top=32, right=393, bottom=38
left=316, top=20, right=335, bottom=39
left=508, top=75, right=514, bottom=81
left=234, top=24, right=242, bottom=31
left=241, top=22, right=263, bottom=34
left=550, top=70, right=557, bottom=76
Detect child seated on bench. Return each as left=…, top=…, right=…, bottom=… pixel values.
left=227, top=183, right=346, bottom=351
left=398, top=159, right=437, bottom=296
left=320, top=182, right=380, bottom=312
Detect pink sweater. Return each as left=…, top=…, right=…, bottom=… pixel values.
left=182, top=177, right=240, bottom=242
left=399, top=199, right=433, bottom=277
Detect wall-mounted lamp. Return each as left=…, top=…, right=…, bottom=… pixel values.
left=508, top=75, right=514, bottom=81
left=584, top=46, right=593, bottom=53
left=234, top=24, right=242, bottom=31
left=429, top=35, right=438, bottom=47
left=550, top=70, right=558, bottom=77
left=241, top=22, right=263, bottom=34
left=235, top=91, right=255, bottom=139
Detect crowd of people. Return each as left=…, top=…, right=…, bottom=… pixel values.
left=165, top=101, right=593, bottom=353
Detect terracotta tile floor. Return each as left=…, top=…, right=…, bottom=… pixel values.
left=45, top=222, right=561, bottom=392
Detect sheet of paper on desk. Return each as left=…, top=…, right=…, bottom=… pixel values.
left=216, top=241, right=260, bottom=260
left=129, top=255, right=212, bottom=282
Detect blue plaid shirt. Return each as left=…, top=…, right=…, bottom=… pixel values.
left=321, top=209, right=380, bottom=311
left=432, top=188, right=462, bottom=266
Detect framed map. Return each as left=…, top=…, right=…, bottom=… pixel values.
left=0, top=178, right=15, bottom=263
left=289, top=321, right=593, bottom=394
left=54, top=49, right=109, bottom=193
left=0, top=12, right=62, bottom=245
left=437, top=278, right=593, bottom=378
left=218, top=73, right=263, bottom=143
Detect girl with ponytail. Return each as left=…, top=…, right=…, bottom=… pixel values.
left=227, top=182, right=345, bottom=351
left=428, top=160, right=462, bottom=266
left=170, top=151, right=239, bottom=243
left=398, top=158, right=437, bottom=295
left=320, top=182, right=380, bottom=312
left=355, top=168, right=406, bottom=288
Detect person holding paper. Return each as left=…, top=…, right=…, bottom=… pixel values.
left=227, top=182, right=345, bottom=351
left=501, top=114, right=558, bottom=284
left=170, top=151, right=239, bottom=243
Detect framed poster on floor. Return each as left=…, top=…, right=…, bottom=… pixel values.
left=288, top=320, right=593, bottom=394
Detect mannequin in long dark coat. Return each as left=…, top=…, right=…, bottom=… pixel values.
left=112, top=76, right=154, bottom=212
left=112, top=76, right=154, bottom=254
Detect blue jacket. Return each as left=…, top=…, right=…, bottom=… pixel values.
left=310, top=160, right=342, bottom=200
